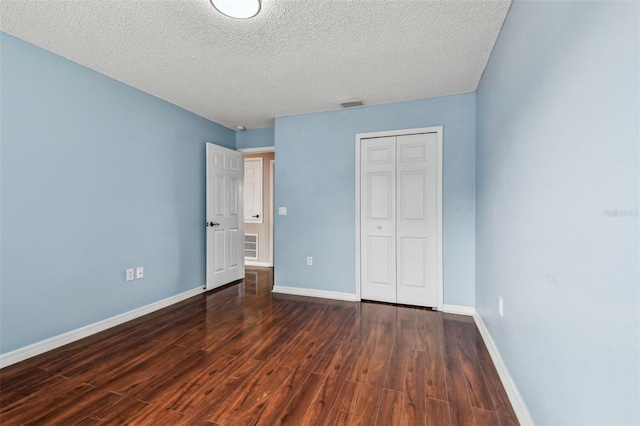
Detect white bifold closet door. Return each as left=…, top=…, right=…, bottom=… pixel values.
left=360, top=133, right=439, bottom=307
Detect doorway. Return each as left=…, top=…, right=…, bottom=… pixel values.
left=239, top=147, right=275, bottom=268
left=355, top=127, right=443, bottom=309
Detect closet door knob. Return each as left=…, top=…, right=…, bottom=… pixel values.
left=252, top=214, right=260, bottom=218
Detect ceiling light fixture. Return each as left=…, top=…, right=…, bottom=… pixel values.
left=210, top=0, right=261, bottom=19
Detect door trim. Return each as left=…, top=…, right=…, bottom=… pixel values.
left=269, top=159, right=275, bottom=267
left=354, top=126, right=443, bottom=310
left=238, top=146, right=275, bottom=153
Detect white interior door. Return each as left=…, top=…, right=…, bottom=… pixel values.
left=206, top=143, right=245, bottom=290
left=244, top=158, right=263, bottom=223
left=359, top=131, right=441, bottom=308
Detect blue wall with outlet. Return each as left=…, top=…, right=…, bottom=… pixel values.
left=475, top=1, right=639, bottom=424
left=0, top=32, right=235, bottom=354
left=273, top=94, right=476, bottom=306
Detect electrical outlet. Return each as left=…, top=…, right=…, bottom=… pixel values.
left=498, top=296, right=504, bottom=317
left=136, top=267, right=144, bottom=279
left=279, top=207, right=287, bottom=216
left=126, top=268, right=135, bottom=282
left=307, top=256, right=313, bottom=266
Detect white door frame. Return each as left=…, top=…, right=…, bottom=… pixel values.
left=355, top=127, right=443, bottom=310
left=269, top=159, right=275, bottom=267
left=238, top=146, right=275, bottom=267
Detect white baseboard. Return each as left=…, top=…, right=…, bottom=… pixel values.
left=272, top=285, right=358, bottom=302
left=0, top=286, right=206, bottom=369
left=473, top=312, right=535, bottom=425
left=245, top=260, right=273, bottom=267
left=442, top=304, right=475, bottom=316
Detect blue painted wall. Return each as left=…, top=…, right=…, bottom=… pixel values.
left=236, top=127, right=275, bottom=150
left=274, top=95, right=476, bottom=306
left=0, top=33, right=235, bottom=354
left=475, top=1, right=639, bottom=424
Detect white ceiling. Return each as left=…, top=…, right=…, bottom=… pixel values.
left=0, top=0, right=511, bottom=129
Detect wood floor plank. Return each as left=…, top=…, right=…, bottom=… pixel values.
left=169, top=356, right=263, bottom=415
left=75, top=417, right=108, bottom=425
left=479, top=360, right=520, bottom=426
left=444, top=355, right=475, bottom=426
left=425, top=397, right=451, bottom=426
left=332, top=380, right=364, bottom=415
left=350, top=384, right=384, bottom=426
left=350, top=322, right=395, bottom=426
left=249, top=331, right=335, bottom=425
left=323, top=409, right=353, bottom=426
left=377, top=389, right=403, bottom=425
left=347, top=326, right=378, bottom=383
left=0, top=376, right=89, bottom=424
left=301, top=332, right=364, bottom=425
left=464, top=323, right=493, bottom=363
left=205, top=329, right=315, bottom=423
left=219, top=366, right=293, bottom=425
left=424, top=312, right=448, bottom=401
left=120, top=401, right=186, bottom=425
left=23, top=390, right=122, bottom=426
left=385, top=341, right=410, bottom=391
left=267, top=372, right=327, bottom=425
left=0, top=269, right=518, bottom=426
left=402, top=350, right=427, bottom=426
left=442, top=317, right=461, bottom=357
left=473, top=407, right=502, bottom=426
left=107, top=344, right=204, bottom=396
left=317, top=379, right=362, bottom=426
left=5, top=382, right=96, bottom=426
left=90, top=398, right=153, bottom=424
left=0, top=368, right=63, bottom=408
left=312, top=316, right=360, bottom=375
left=455, top=323, right=494, bottom=411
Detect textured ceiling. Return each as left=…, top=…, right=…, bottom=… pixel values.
left=0, top=0, right=511, bottom=129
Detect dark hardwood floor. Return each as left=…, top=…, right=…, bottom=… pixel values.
left=0, top=268, right=519, bottom=425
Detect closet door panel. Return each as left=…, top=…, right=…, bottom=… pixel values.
left=360, top=137, right=396, bottom=303
left=396, top=133, right=438, bottom=307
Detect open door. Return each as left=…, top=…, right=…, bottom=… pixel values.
left=206, top=143, right=245, bottom=290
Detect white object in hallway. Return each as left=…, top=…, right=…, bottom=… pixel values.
left=359, top=130, right=442, bottom=308
left=206, top=143, right=245, bottom=290
left=244, top=157, right=263, bottom=223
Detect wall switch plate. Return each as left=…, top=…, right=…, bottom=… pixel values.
left=498, top=296, right=504, bottom=317
left=307, top=256, right=313, bottom=266
left=136, top=267, right=144, bottom=279
left=279, top=207, right=287, bottom=216
left=126, top=268, right=135, bottom=282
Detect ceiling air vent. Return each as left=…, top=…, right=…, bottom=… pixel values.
left=340, top=100, right=364, bottom=108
